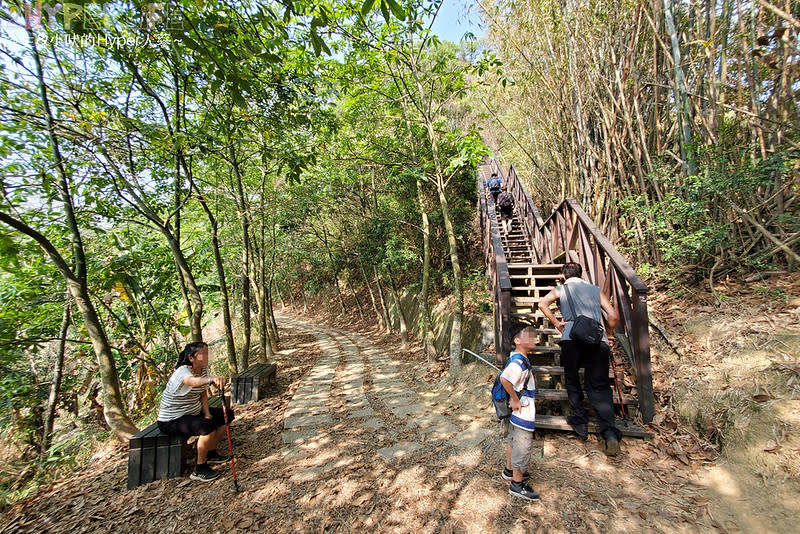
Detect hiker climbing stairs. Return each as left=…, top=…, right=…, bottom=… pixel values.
left=478, top=160, right=654, bottom=438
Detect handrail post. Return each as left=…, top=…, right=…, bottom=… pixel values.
left=498, top=285, right=511, bottom=362
left=631, top=289, right=654, bottom=422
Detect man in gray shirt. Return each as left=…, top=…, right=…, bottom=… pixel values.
left=538, top=262, right=622, bottom=455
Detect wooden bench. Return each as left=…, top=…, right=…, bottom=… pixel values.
left=231, top=362, right=277, bottom=404
left=127, top=395, right=225, bottom=489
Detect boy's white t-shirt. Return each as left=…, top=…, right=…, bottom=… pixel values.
left=500, top=352, right=536, bottom=431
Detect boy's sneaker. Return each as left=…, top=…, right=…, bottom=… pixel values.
left=190, top=463, right=219, bottom=482
left=502, top=468, right=529, bottom=481
left=509, top=481, right=541, bottom=502
left=206, top=451, right=227, bottom=464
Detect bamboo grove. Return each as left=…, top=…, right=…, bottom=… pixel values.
left=477, top=0, right=798, bottom=277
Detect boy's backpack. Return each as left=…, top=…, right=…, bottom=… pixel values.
left=488, top=177, right=501, bottom=192
left=497, top=192, right=513, bottom=209
left=490, top=353, right=531, bottom=419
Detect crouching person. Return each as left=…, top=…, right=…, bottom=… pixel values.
left=157, top=341, right=235, bottom=482
left=500, top=324, right=541, bottom=501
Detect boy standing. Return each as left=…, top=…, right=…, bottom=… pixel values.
left=500, top=323, right=541, bottom=501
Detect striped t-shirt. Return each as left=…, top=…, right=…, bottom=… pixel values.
left=157, top=366, right=210, bottom=422
left=500, top=352, right=536, bottom=431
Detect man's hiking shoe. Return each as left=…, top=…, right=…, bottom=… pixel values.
left=502, top=468, right=529, bottom=481
left=604, top=435, right=621, bottom=456
left=206, top=451, right=227, bottom=465
left=567, top=418, right=589, bottom=438
left=509, top=481, right=541, bottom=502
left=190, top=463, right=219, bottom=482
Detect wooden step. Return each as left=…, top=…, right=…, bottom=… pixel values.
left=509, top=274, right=561, bottom=282
left=534, top=415, right=652, bottom=438
left=512, top=296, right=548, bottom=304
left=527, top=345, right=561, bottom=355
left=506, top=267, right=562, bottom=274
left=511, top=311, right=554, bottom=320
left=528, top=365, right=614, bottom=379
left=511, top=286, right=556, bottom=294
left=507, top=263, right=563, bottom=270
left=535, top=389, right=638, bottom=405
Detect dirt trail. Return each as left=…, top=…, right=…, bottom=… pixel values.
left=2, top=310, right=797, bottom=533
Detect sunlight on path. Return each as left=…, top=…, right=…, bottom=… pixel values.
left=278, top=317, right=493, bottom=484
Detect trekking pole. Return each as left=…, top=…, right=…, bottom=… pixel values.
left=608, top=351, right=628, bottom=423
left=462, top=348, right=502, bottom=372
left=219, top=386, right=239, bottom=492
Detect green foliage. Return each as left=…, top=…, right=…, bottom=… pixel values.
left=0, top=0, right=485, bottom=501
left=621, top=146, right=797, bottom=279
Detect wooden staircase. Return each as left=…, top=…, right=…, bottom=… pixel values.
left=478, top=161, right=652, bottom=438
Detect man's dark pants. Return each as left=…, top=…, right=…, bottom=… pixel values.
left=559, top=340, right=622, bottom=440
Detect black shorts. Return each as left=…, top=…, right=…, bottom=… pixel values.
left=500, top=206, right=513, bottom=220
left=157, top=406, right=234, bottom=437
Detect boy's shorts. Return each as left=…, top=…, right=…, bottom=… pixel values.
left=500, top=419, right=534, bottom=470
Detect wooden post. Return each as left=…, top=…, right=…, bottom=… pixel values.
left=632, top=290, right=654, bottom=422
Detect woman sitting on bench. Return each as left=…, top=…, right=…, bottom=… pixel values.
left=157, top=341, right=234, bottom=482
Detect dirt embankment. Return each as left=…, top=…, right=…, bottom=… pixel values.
left=647, top=272, right=800, bottom=532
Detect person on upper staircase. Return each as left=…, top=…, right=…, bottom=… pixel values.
left=486, top=172, right=503, bottom=205
left=537, top=262, right=623, bottom=455
left=496, top=184, right=514, bottom=235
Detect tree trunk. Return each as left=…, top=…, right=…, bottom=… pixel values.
left=195, top=190, right=238, bottom=373
left=435, top=181, right=464, bottom=374
left=162, top=229, right=204, bottom=342
left=286, top=284, right=296, bottom=310
left=266, top=281, right=280, bottom=352
left=256, top=279, right=270, bottom=363
left=406, top=45, right=464, bottom=374
left=23, top=31, right=137, bottom=439
left=416, top=176, right=436, bottom=362
left=43, top=293, right=70, bottom=451
left=359, top=259, right=384, bottom=330
left=320, top=223, right=348, bottom=316
left=374, top=266, right=393, bottom=334
left=386, top=266, right=409, bottom=348
left=345, top=276, right=365, bottom=321
left=230, top=142, right=252, bottom=371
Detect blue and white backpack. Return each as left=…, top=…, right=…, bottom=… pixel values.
left=490, top=352, right=531, bottom=419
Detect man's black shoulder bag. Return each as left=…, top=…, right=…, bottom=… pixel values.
left=563, top=284, right=605, bottom=345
